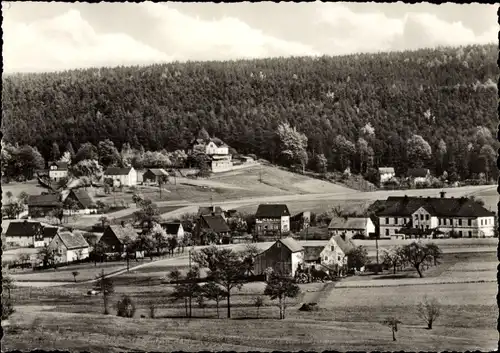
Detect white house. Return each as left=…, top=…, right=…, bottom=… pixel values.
left=161, top=222, right=185, bottom=241
left=376, top=195, right=496, bottom=239
left=48, top=162, right=69, bottom=181
left=319, top=234, right=356, bottom=270
left=4, top=221, right=58, bottom=248
left=328, top=217, right=375, bottom=238
left=378, top=167, right=396, bottom=184
left=49, top=231, right=90, bottom=263
left=190, top=136, right=233, bottom=173
left=104, top=167, right=138, bottom=187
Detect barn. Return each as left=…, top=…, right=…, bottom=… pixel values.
left=253, top=237, right=304, bottom=277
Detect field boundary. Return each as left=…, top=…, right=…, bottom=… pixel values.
left=336, top=278, right=495, bottom=289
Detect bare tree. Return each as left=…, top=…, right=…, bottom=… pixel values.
left=416, top=296, right=440, bottom=329
left=382, top=317, right=402, bottom=341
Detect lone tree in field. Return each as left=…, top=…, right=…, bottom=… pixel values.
left=193, top=247, right=247, bottom=318
left=399, top=242, right=441, bottom=278
left=72, top=271, right=80, bottom=282
left=416, top=296, right=441, bottom=329
left=94, top=269, right=115, bottom=315
left=202, top=281, right=226, bottom=318
left=264, top=272, right=300, bottom=320
left=382, top=317, right=402, bottom=341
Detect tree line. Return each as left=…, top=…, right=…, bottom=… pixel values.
left=2, top=44, right=497, bottom=182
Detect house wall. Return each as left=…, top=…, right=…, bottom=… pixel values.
left=107, top=169, right=137, bottom=187
left=34, top=236, right=52, bottom=248
left=379, top=215, right=412, bottom=237
left=63, top=208, right=97, bottom=216
left=211, top=160, right=233, bottom=173
left=320, top=238, right=347, bottom=268
left=98, top=230, right=123, bottom=253
left=290, top=251, right=304, bottom=277
left=177, top=225, right=185, bottom=240
left=366, top=219, right=376, bottom=235
left=380, top=172, right=395, bottom=183
left=28, top=206, right=59, bottom=218
left=66, top=248, right=89, bottom=262
left=414, top=176, right=428, bottom=184
left=49, top=170, right=68, bottom=180
left=50, top=235, right=67, bottom=263
left=6, top=235, right=34, bottom=247
left=437, top=216, right=495, bottom=237
left=328, top=228, right=362, bottom=238
left=206, top=142, right=229, bottom=155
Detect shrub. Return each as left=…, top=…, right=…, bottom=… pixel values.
left=116, top=295, right=136, bottom=318
left=2, top=297, right=15, bottom=320
left=298, top=302, right=319, bottom=312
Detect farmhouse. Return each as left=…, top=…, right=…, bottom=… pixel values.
left=255, top=204, right=291, bottom=238
left=328, top=217, right=375, bottom=239
left=189, top=136, right=233, bottom=173
left=378, top=167, right=395, bottom=184
left=375, top=194, right=496, bottom=238
left=27, top=193, right=62, bottom=218
left=195, top=214, right=231, bottom=244
left=290, top=211, right=311, bottom=233
left=161, top=222, right=185, bottom=240
left=63, top=189, right=97, bottom=215
left=320, top=234, right=355, bottom=271
left=48, top=162, right=69, bottom=181
left=104, top=166, right=138, bottom=187
left=407, top=168, right=431, bottom=185
left=4, top=221, right=58, bottom=248
left=254, top=237, right=304, bottom=277
left=49, top=231, right=89, bottom=263
left=143, top=168, right=169, bottom=185
left=98, top=224, right=139, bottom=254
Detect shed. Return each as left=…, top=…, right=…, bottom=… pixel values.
left=253, top=237, right=304, bottom=277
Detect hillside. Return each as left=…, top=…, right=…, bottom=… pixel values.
left=2, top=44, right=498, bottom=181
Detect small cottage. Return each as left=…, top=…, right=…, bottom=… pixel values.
left=98, top=224, right=139, bottom=254
left=63, top=189, right=97, bottom=215
left=49, top=231, right=89, bottom=263
left=48, top=162, right=69, bottom=181
left=378, top=167, right=395, bottom=184
left=196, top=214, right=231, bottom=243
left=104, top=167, right=138, bottom=187
left=161, top=222, right=185, bottom=240
left=408, top=168, right=431, bottom=185
left=319, top=234, right=356, bottom=274
left=328, top=217, right=375, bottom=239
left=143, top=168, right=169, bottom=185
left=5, top=220, right=57, bottom=248
left=253, top=237, right=304, bottom=277
left=27, top=193, right=62, bottom=218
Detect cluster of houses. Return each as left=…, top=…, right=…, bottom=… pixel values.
left=27, top=189, right=98, bottom=218
left=378, top=167, right=432, bottom=186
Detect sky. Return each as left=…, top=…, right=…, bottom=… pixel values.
left=2, top=1, right=498, bottom=73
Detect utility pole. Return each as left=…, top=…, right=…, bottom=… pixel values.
left=375, top=233, right=380, bottom=273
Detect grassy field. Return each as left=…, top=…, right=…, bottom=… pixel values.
left=3, top=249, right=496, bottom=351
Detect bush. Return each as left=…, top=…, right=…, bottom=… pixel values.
left=298, top=302, right=319, bottom=312
left=116, top=295, right=136, bottom=318
left=2, top=297, right=15, bottom=320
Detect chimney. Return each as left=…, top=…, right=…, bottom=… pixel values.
left=440, top=191, right=446, bottom=198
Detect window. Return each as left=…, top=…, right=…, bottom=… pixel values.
left=468, top=219, right=472, bottom=226
left=458, top=219, right=462, bottom=226
left=385, top=229, right=390, bottom=236
left=449, top=219, right=453, bottom=226
left=480, top=219, right=483, bottom=226
left=277, top=242, right=281, bottom=248
left=385, top=218, right=389, bottom=225
left=420, top=214, right=424, bottom=220
left=426, top=225, right=429, bottom=229
left=324, top=256, right=328, bottom=261
left=468, top=231, right=472, bottom=238
left=425, top=215, right=429, bottom=221
left=414, top=215, right=418, bottom=221
left=331, top=246, right=334, bottom=251
left=438, top=218, right=441, bottom=226
left=337, top=256, right=341, bottom=261
left=394, top=218, right=398, bottom=225
left=459, top=231, right=463, bottom=237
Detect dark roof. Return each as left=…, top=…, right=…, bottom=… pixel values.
left=408, top=168, right=430, bottom=178
left=66, top=189, right=95, bottom=209
left=332, top=234, right=356, bottom=254
left=27, top=193, right=62, bottom=207
left=5, top=221, right=42, bottom=237
left=198, top=206, right=224, bottom=216
left=291, top=211, right=311, bottom=221
left=50, top=162, right=68, bottom=170
left=201, top=215, right=230, bottom=233
left=303, top=246, right=324, bottom=261
left=105, top=167, right=133, bottom=176
left=57, top=231, right=89, bottom=250
left=375, top=196, right=495, bottom=218
left=108, top=225, right=139, bottom=243
left=144, top=168, right=169, bottom=176
left=161, top=222, right=182, bottom=235
left=43, top=226, right=59, bottom=239
left=328, top=217, right=368, bottom=230
left=277, top=237, right=304, bottom=253
left=255, top=204, right=290, bottom=218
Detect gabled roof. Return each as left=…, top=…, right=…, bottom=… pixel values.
left=332, top=234, right=356, bottom=254
left=375, top=196, right=495, bottom=218
left=303, top=246, right=324, bottom=261
left=408, top=168, right=430, bottom=178
left=378, top=167, right=395, bottom=174
left=144, top=168, right=169, bottom=176
left=198, top=206, right=224, bottom=216
left=161, top=222, right=182, bottom=235
left=57, top=231, right=89, bottom=250
left=107, top=225, right=139, bottom=243
left=255, top=204, right=290, bottom=218
left=27, top=193, right=62, bottom=207
left=42, top=226, right=59, bottom=239
left=328, top=217, right=368, bottom=230
left=201, top=215, right=230, bottom=233
left=278, top=237, right=304, bottom=253
left=65, top=189, right=95, bottom=209
left=5, top=221, right=42, bottom=237
left=105, top=167, right=133, bottom=176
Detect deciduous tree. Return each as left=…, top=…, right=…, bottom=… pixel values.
left=264, top=272, right=300, bottom=319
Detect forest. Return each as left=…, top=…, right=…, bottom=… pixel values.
left=1, top=44, right=498, bottom=181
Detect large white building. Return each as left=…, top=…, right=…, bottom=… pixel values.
left=328, top=217, right=376, bottom=238
left=376, top=194, right=495, bottom=238
left=190, top=137, right=233, bottom=173
left=104, top=167, right=138, bottom=187
left=48, top=162, right=69, bottom=181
